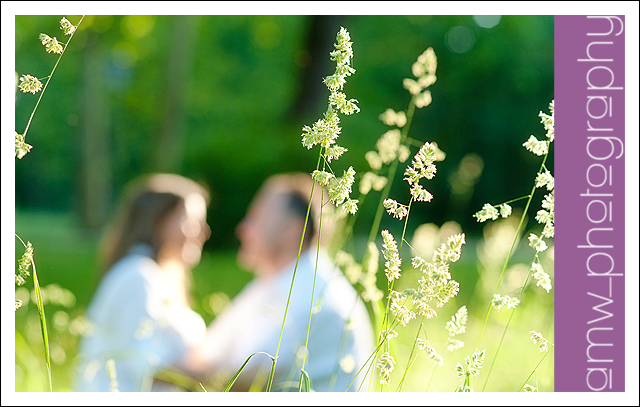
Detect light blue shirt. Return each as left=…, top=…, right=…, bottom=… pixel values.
left=202, top=249, right=375, bottom=391
left=75, top=244, right=206, bottom=391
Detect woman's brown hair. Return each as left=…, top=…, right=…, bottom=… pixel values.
left=99, top=173, right=210, bottom=274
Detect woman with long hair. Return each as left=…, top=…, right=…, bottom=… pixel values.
left=75, top=173, right=211, bottom=391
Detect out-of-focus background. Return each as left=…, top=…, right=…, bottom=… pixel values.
left=13, top=15, right=554, bottom=392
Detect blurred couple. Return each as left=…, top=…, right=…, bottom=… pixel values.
left=75, top=172, right=374, bottom=392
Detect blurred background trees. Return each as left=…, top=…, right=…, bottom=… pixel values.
left=15, top=15, right=553, bottom=250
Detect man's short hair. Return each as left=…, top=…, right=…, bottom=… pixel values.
left=258, top=173, right=335, bottom=249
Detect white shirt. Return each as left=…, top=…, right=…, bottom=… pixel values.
left=75, top=244, right=206, bottom=392
left=202, top=249, right=374, bottom=392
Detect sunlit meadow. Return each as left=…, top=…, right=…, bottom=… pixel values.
left=14, top=17, right=554, bottom=393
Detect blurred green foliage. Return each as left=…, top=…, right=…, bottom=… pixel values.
left=15, top=15, right=554, bottom=250
left=14, top=15, right=554, bottom=392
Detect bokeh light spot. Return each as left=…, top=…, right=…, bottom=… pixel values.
left=111, top=42, right=139, bottom=69
left=473, top=15, right=502, bottom=29
left=445, top=25, right=476, bottom=54
left=253, top=20, right=282, bottom=50
left=122, top=15, right=155, bottom=39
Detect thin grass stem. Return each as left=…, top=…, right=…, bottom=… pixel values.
left=474, top=149, right=550, bottom=392
left=373, top=198, right=413, bottom=391
left=396, top=314, right=424, bottom=391
left=298, top=182, right=325, bottom=391
left=481, top=252, right=538, bottom=391
left=502, top=194, right=533, bottom=205
left=474, top=152, right=549, bottom=353
left=21, top=16, right=85, bottom=140
left=362, top=96, right=419, bottom=392
left=519, top=345, right=554, bottom=392
left=350, top=319, right=401, bottom=392
left=366, top=97, right=417, bottom=245
left=425, top=363, right=438, bottom=391
left=267, top=150, right=323, bottom=392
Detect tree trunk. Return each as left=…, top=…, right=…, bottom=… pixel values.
left=155, top=15, right=201, bottom=173
left=80, top=30, right=111, bottom=231
left=287, top=15, right=347, bottom=122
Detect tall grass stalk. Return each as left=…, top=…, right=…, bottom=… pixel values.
left=472, top=101, right=554, bottom=391
left=474, top=187, right=536, bottom=350
left=371, top=198, right=413, bottom=392
left=282, top=26, right=360, bottom=391
left=348, top=319, right=402, bottom=392
left=16, top=234, right=51, bottom=391
left=474, top=149, right=551, bottom=388
left=396, top=238, right=433, bottom=392
left=481, top=247, right=553, bottom=391
left=345, top=47, right=449, bottom=391
left=380, top=199, right=413, bottom=335
left=267, top=154, right=319, bottom=391
left=224, top=352, right=276, bottom=392
left=519, top=344, right=554, bottom=392
left=18, top=16, right=85, bottom=147
left=366, top=101, right=417, bottom=245
left=15, top=16, right=84, bottom=392
left=298, top=184, right=325, bottom=391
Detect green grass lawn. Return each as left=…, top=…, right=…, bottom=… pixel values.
left=14, top=210, right=553, bottom=392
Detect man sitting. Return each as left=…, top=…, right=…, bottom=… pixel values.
left=200, top=173, right=374, bottom=391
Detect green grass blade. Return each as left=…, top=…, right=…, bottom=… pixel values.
left=154, top=367, right=210, bottom=392
left=265, top=359, right=277, bottom=392
left=16, top=234, right=52, bottom=391
left=31, top=256, right=52, bottom=392
left=299, top=369, right=311, bottom=392
left=224, top=351, right=274, bottom=392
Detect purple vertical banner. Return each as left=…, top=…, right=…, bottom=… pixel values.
left=555, top=16, right=625, bottom=392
